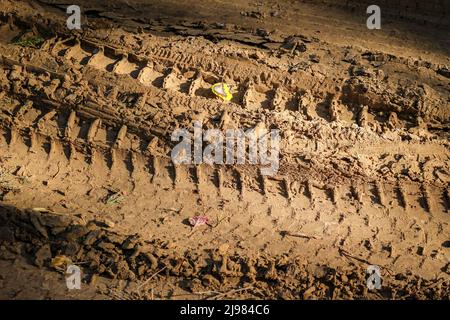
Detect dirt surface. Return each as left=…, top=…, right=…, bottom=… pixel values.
left=0, top=0, right=449, bottom=299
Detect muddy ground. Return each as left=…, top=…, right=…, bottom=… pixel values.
left=0, top=0, right=448, bottom=299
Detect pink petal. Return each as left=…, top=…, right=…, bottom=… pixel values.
left=189, top=215, right=209, bottom=227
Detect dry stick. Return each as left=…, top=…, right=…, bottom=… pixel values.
left=207, top=286, right=254, bottom=300
left=210, top=212, right=227, bottom=229
left=187, top=225, right=200, bottom=238
left=194, top=290, right=221, bottom=296
left=338, top=248, right=394, bottom=274
left=137, top=266, right=167, bottom=291
left=281, top=231, right=318, bottom=240
left=188, top=219, right=213, bottom=238
left=112, top=291, right=128, bottom=301
left=338, top=248, right=372, bottom=265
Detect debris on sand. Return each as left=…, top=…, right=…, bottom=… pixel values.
left=50, top=255, right=72, bottom=270
left=1, top=205, right=448, bottom=299
left=240, top=10, right=265, bottom=19
left=211, top=82, right=233, bottom=101
left=437, top=67, right=450, bottom=78
left=105, top=192, right=125, bottom=206
left=12, top=35, right=44, bottom=48
left=1, top=0, right=449, bottom=301
left=189, top=215, right=209, bottom=227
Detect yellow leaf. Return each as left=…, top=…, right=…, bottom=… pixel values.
left=211, top=83, right=233, bottom=101
left=32, top=207, right=50, bottom=213
left=51, top=255, right=72, bottom=268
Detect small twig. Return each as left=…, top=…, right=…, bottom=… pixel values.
left=338, top=248, right=372, bottom=265
left=187, top=226, right=199, bottom=238
left=137, top=266, right=167, bottom=291
left=210, top=212, right=226, bottom=229
left=207, top=286, right=254, bottom=300
left=161, top=207, right=181, bottom=213
left=51, top=163, right=61, bottom=179
left=281, top=230, right=317, bottom=240
left=290, top=42, right=298, bottom=55
left=193, top=290, right=221, bottom=296
left=338, top=248, right=394, bottom=274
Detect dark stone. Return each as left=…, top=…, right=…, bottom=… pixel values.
left=437, top=67, right=450, bottom=78
left=83, top=230, right=102, bottom=246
